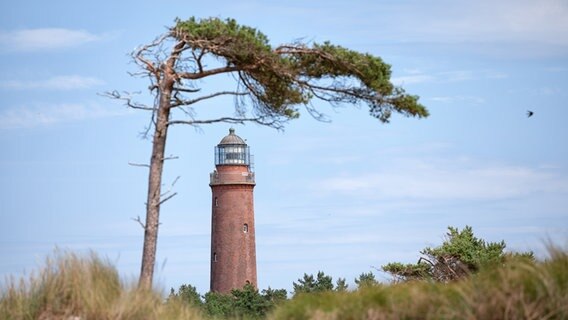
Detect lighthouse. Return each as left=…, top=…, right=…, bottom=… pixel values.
left=209, top=128, right=257, bottom=293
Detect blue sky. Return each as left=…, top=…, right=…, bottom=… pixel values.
left=1, top=0, right=567, bottom=294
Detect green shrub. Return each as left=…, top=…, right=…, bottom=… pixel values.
left=383, top=226, right=534, bottom=282
left=270, top=246, right=568, bottom=320
left=198, top=284, right=286, bottom=319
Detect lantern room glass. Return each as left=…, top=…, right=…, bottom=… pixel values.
left=215, top=144, right=250, bottom=165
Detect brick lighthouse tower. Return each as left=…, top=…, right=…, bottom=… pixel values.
left=209, top=128, right=257, bottom=293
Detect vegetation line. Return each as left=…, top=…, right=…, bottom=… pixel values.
left=2, top=227, right=566, bottom=319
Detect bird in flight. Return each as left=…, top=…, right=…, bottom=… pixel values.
left=527, top=110, right=534, bottom=118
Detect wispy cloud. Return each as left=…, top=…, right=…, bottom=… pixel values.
left=0, top=28, right=104, bottom=52
left=335, top=0, right=568, bottom=57
left=391, top=75, right=434, bottom=86
left=391, top=0, right=568, bottom=46
left=392, top=69, right=508, bottom=86
left=0, top=75, right=105, bottom=90
left=0, top=102, right=129, bottom=129
left=429, top=96, right=485, bottom=104
left=315, top=158, right=568, bottom=201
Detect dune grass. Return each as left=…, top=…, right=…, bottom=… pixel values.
left=270, top=245, right=568, bottom=320
left=0, top=251, right=201, bottom=320
left=2, top=246, right=566, bottom=319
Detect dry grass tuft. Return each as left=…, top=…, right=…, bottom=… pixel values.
left=0, top=250, right=201, bottom=320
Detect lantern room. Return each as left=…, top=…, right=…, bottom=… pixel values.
left=214, top=128, right=251, bottom=166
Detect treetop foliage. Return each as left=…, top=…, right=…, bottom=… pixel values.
left=380, top=261, right=431, bottom=281
left=335, top=278, right=349, bottom=292
left=423, top=226, right=506, bottom=272
left=382, top=225, right=534, bottom=282
left=168, top=17, right=428, bottom=125
left=354, top=272, right=379, bottom=288
left=168, top=284, right=203, bottom=307
left=292, top=271, right=334, bottom=296
left=169, top=283, right=287, bottom=319
left=174, top=17, right=271, bottom=56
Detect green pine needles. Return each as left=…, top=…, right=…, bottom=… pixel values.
left=170, top=17, right=428, bottom=124
left=383, top=225, right=535, bottom=282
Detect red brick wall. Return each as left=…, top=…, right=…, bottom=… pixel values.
left=210, top=165, right=257, bottom=293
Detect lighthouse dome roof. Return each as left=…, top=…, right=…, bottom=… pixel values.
left=218, top=128, right=246, bottom=145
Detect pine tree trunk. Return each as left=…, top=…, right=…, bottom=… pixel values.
left=138, top=79, right=173, bottom=290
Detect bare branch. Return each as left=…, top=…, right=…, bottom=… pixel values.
left=172, top=87, right=201, bottom=93
left=132, top=33, right=171, bottom=73
left=417, top=257, right=435, bottom=267
left=127, top=70, right=152, bottom=78
left=159, top=192, right=177, bottom=205
left=132, top=216, right=146, bottom=229
left=162, top=155, right=179, bottom=161
left=160, top=175, right=181, bottom=199
left=100, top=91, right=155, bottom=111
left=168, top=116, right=282, bottom=129
left=175, top=105, right=196, bottom=119
left=128, top=162, right=150, bottom=168
left=171, top=175, right=180, bottom=187
left=302, top=99, right=330, bottom=122
left=171, top=91, right=248, bottom=108
left=193, top=49, right=206, bottom=73
left=178, top=65, right=241, bottom=80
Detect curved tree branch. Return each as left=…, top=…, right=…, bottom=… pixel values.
left=171, top=91, right=248, bottom=108
left=168, top=116, right=283, bottom=129
left=177, top=65, right=241, bottom=80
left=100, top=91, right=155, bottom=111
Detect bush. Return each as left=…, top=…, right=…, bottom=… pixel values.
left=169, top=284, right=203, bottom=308
left=382, top=225, right=534, bottom=282
left=354, top=272, right=378, bottom=289
left=195, top=284, right=287, bottom=319
left=270, top=246, right=568, bottom=319
left=292, top=271, right=334, bottom=296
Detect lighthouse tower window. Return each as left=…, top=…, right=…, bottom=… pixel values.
left=243, top=224, right=249, bottom=233
left=213, top=252, right=217, bottom=262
